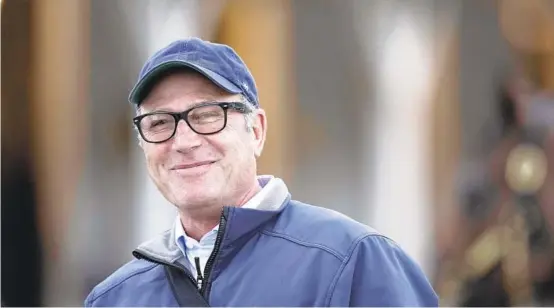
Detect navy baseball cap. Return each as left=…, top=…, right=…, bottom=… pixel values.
left=128, top=38, right=259, bottom=107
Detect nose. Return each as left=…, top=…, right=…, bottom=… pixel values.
left=171, top=120, right=202, bottom=153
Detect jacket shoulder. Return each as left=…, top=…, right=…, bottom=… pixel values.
left=84, top=258, right=160, bottom=306
left=270, top=200, right=380, bottom=260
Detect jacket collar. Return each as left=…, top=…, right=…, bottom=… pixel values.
left=132, top=176, right=290, bottom=266
left=221, top=176, right=290, bottom=245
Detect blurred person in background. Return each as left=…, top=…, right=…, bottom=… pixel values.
left=84, top=38, right=437, bottom=307
left=435, top=73, right=554, bottom=306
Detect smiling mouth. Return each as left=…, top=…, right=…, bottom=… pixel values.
left=171, top=161, right=215, bottom=170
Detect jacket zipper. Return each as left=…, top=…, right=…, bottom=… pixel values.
left=200, top=208, right=228, bottom=297
left=133, top=207, right=229, bottom=299
left=194, top=257, right=204, bottom=289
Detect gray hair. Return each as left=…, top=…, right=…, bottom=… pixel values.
left=240, top=95, right=257, bottom=131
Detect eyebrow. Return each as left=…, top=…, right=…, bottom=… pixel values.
left=142, top=100, right=224, bottom=114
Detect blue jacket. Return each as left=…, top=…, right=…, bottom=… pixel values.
left=85, top=180, right=438, bottom=307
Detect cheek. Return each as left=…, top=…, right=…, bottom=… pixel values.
left=144, top=146, right=169, bottom=174
left=210, top=130, right=254, bottom=162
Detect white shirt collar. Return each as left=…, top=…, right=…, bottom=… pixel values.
left=174, top=175, right=278, bottom=254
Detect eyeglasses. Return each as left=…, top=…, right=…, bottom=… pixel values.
left=133, top=102, right=252, bottom=143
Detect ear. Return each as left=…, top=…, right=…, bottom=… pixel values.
left=251, top=109, right=267, bottom=158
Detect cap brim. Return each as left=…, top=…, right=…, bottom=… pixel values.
left=128, top=60, right=242, bottom=105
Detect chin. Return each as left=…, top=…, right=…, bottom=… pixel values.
left=175, top=195, right=222, bottom=212
left=170, top=183, right=222, bottom=208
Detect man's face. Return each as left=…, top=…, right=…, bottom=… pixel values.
left=138, top=71, right=266, bottom=213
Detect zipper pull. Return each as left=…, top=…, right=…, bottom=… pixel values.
left=194, top=257, right=203, bottom=290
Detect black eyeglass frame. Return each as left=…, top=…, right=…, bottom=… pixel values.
left=133, top=101, right=252, bottom=143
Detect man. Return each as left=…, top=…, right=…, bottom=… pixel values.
left=85, top=37, right=438, bottom=307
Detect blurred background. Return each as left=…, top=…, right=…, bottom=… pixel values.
left=2, top=0, right=554, bottom=306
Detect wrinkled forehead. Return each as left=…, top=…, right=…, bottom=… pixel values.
left=139, top=69, right=241, bottom=112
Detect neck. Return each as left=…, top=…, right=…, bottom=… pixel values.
left=179, top=179, right=262, bottom=241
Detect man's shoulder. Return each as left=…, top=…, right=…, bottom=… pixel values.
left=270, top=199, right=382, bottom=260
left=85, top=258, right=160, bottom=305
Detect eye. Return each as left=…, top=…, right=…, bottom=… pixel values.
left=141, top=114, right=174, bottom=132
left=150, top=119, right=168, bottom=128
left=189, top=105, right=224, bottom=124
